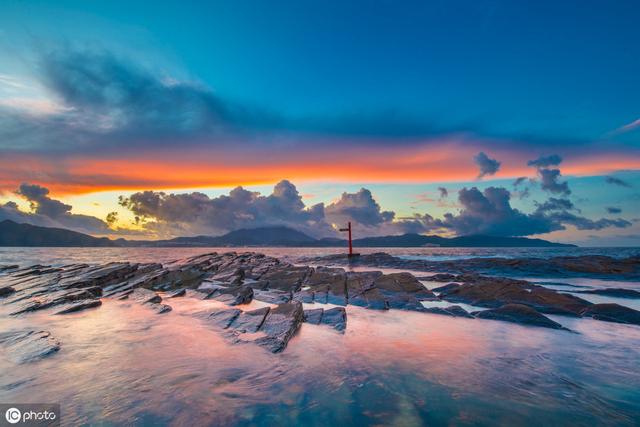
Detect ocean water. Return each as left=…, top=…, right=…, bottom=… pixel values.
left=0, top=246, right=638, bottom=266
left=1, top=247, right=639, bottom=426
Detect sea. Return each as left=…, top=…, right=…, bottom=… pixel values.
left=0, top=246, right=639, bottom=426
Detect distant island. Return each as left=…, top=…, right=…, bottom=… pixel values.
left=0, top=220, right=575, bottom=248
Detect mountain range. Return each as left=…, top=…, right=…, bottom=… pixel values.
left=0, top=220, right=574, bottom=247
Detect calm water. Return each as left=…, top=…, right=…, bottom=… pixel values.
left=0, top=246, right=638, bottom=266
left=1, top=247, right=639, bottom=426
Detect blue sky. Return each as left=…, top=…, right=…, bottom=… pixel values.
left=0, top=0, right=639, bottom=245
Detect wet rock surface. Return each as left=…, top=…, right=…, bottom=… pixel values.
left=473, top=304, right=566, bottom=329
left=0, top=330, right=61, bottom=363
left=574, top=288, right=640, bottom=299
left=252, top=301, right=305, bottom=353
left=580, top=304, right=640, bottom=325
left=55, top=299, right=102, bottom=315
left=436, top=276, right=592, bottom=316
left=1, top=251, right=637, bottom=358
left=423, top=305, right=474, bottom=318
left=307, top=252, right=640, bottom=280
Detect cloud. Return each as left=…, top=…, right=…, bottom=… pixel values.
left=11, top=183, right=110, bottom=233
left=543, top=210, right=631, bottom=231
left=119, top=180, right=334, bottom=238
left=17, top=183, right=73, bottom=218
left=605, top=176, right=632, bottom=188
left=513, top=177, right=528, bottom=187
left=406, top=186, right=631, bottom=237
left=527, top=154, right=570, bottom=196
left=538, top=168, right=571, bottom=195
left=432, top=187, right=561, bottom=236
left=606, top=207, right=622, bottom=214
left=2, top=179, right=632, bottom=239
left=527, top=154, right=563, bottom=168
left=535, top=197, right=576, bottom=212
left=117, top=181, right=454, bottom=238
left=474, top=152, right=501, bottom=179
left=0, top=47, right=478, bottom=157
left=438, top=187, right=448, bottom=198
left=325, top=188, right=395, bottom=229
left=610, top=118, right=640, bottom=136
left=0, top=183, right=111, bottom=234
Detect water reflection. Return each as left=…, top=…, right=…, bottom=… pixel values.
left=1, top=294, right=639, bottom=426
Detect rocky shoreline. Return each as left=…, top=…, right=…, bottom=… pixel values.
left=1, top=252, right=639, bottom=362
left=303, top=252, right=640, bottom=280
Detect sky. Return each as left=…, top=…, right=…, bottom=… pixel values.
left=0, top=0, right=639, bottom=245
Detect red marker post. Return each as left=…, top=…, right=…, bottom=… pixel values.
left=339, top=222, right=358, bottom=257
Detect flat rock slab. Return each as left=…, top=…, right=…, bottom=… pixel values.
left=439, top=278, right=592, bottom=316
left=321, top=307, right=347, bottom=332
left=253, top=289, right=291, bottom=304
left=253, top=301, right=304, bottom=353
left=0, top=330, right=61, bottom=364
left=207, top=285, right=253, bottom=306
left=431, top=283, right=461, bottom=294
left=150, top=303, right=173, bottom=314
left=166, top=288, right=186, bottom=298
left=55, top=299, right=102, bottom=315
left=473, top=304, right=565, bottom=330
left=130, top=288, right=162, bottom=304
left=230, top=307, right=270, bottom=333
left=580, top=303, right=640, bottom=325
left=303, top=308, right=324, bottom=324
left=423, top=305, right=473, bottom=318
left=575, top=288, right=640, bottom=299
left=208, top=308, right=242, bottom=329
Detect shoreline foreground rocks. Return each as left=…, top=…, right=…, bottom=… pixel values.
left=1, top=251, right=639, bottom=361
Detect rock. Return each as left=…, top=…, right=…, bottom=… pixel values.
left=230, top=307, right=270, bottom=333
left=307, top=253, right=640, bottom=280
left=473, top=304, right=565, bottom=329
left=439, top=278, right=592, bottom=316
left=423, top=305, right=473, bottom=318
left=374, top=273, right=435, bottom=299
left=292, top=289, right=314, bottom=303
left=166, top=288, right=186, bottom=298
left=211, top=267, right=245, bottom=285
left=261, top=266, right=311, bottom=292
left=304, top=267, right=346, bottom=304
left=253, top=301, right=304, bottom=353
left=321, top=307, right=347, bottom=332
left=431, top=283, right=461, bottom=293
left=129, top=288, right=162, bottom=304
left=55, top=299, right=102, bottom=314
left=208, top=285, right=253, bottom=305
left=575, top=288, right=640, bottom=299
left=423, top=273, right=461, bottom=282
left=303, top=308, right=324, bottom=324
left=580, top=303, right=640, bottom=325
left=0, top=330, right=60, bottom=363
left=345, top=271, right=382, bottom=300
left=360, top=288, right=389, bottom=310
left=0, top=286, right=16, bottom=297
left=208, top=308, right=242, bottom=329
left=102, top=281, right=137, bottom=297
left=150, top=303, right=173, bottom=314
left=253, top=289, right=291, bottom=304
